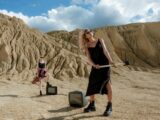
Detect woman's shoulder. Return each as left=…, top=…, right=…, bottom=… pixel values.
left=97, top=38, right=104, bottom=45
left=98, top=38, right=104, bottom=42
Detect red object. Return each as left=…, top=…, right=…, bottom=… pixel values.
left=32, top=77, right=40, bottom=84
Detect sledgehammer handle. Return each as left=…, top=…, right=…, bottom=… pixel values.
left=99, top=61, right=129, bottom=68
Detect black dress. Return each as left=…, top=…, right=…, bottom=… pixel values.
left=86, top=39, right=111, bottom=96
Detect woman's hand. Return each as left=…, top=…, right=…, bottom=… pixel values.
left=93, top=64, right=100, bottom=69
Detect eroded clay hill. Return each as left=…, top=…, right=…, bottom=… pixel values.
left=48, top=22, right=160, bottom=69
left=0, top=13, right=160, bottom=81
left=0, top=13, right=89, bottom=80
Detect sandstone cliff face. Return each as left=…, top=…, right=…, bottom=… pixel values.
left=39, top=24, right=160, bottom=77
left=94, top=23, right=160, bottom=68
left=0, top=13, right=89, bottom=80
left=48, top=23, right=160, bottom=68
left=0, top=13, right=159, bottom=81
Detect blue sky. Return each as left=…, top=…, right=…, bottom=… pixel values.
left=0, top=0, right=160, bottom=32
left=0, top=0, right=71, bottom=16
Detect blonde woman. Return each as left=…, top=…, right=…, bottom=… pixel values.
left=79, top=29, right=115, bottom=116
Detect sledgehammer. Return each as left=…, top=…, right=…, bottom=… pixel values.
left=99, top=60, right=129, bottom=68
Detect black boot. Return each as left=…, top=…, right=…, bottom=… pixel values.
left=84, top=101, right=96, bottom=113
left=40, top=90, right=42, bottom=96
left=103, top=102, right=112, bottom=116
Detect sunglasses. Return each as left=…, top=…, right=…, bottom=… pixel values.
left=86, top=31, right=90, bottom=34
left=85, top=31, right=91, bottom=34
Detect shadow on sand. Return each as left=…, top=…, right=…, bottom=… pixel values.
left=38, top=114, right=102, bottom=120
left=38, top=106, right=103, bottom=120
left=0, top=95, right=18, bottom=98
left=48, top=106, right=77, bottom=113
left=31, top=93, right=67, bottom=98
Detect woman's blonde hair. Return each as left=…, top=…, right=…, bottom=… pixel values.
left=79, top=29, right=93, bottom=53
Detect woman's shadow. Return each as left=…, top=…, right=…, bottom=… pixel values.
left=38, top=106, right=102, bottom=120
left=48, top=106, right=76, bottom=113
left=39, top=114, right=102, bottom=120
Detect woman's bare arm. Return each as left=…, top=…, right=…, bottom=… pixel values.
left=99, top=39, right=113, bottom=63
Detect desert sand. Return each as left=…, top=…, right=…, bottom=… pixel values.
left=0, top=13, right=160, bottom=120
left=0, top=67, right=160, bottom=120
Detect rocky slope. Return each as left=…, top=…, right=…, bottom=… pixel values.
left=48, top=22, right=160, bottom=68
left=0, top=13, right=160, bottom=81
left=0, top=13, right=89, bottom=81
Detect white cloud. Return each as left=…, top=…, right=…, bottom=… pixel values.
left=0, top=0, right=160, bottom=32
left=98, top=0, right=160, bottom=22
left=47, top=6, right=94, bottom=28
left=0, top=6, right=95, bottom=32
left=0, top=9, right=29, bottom=23
left=84, top=0, right=99, bottom=5
left=138, top=2, right=160, bottom=22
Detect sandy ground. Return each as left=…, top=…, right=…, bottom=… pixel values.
left=0, top=67, right=160, bottom=120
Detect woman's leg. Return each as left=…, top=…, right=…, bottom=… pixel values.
left=103, top=81, right=112, bottom=116
left=44, top=73, right=49, bottom=83
left=39, top=79, right=42, bottom=95
left=90, top=95, right=95, bottom=102
left=84, top=95, right=96, bottom=112
left=107, top=81, right=112, bottom=102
